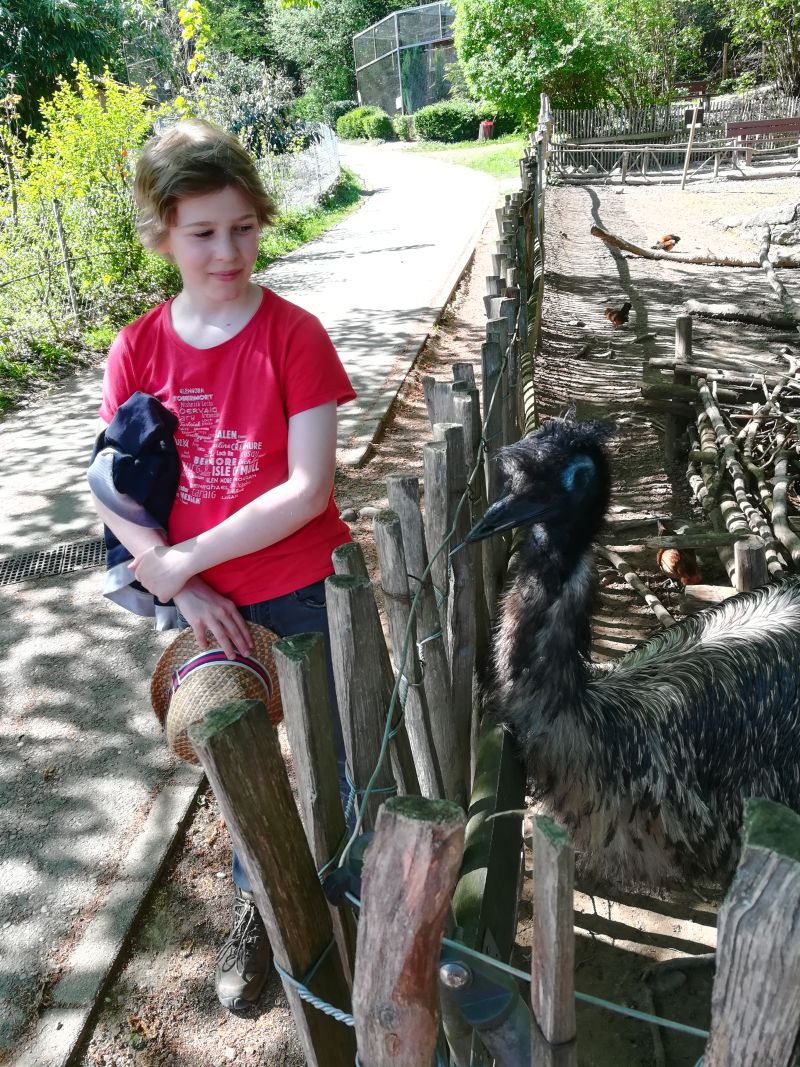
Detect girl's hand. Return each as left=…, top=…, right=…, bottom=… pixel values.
left=172, top=576, right=253, bottom=660
left=129, top=545, right=193, bottom=603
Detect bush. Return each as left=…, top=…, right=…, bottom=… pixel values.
left=323, top=99, right=359, bottom=126
left=292, top=91, right=326, bottom=122
left=413, top=99, right=480, bottom=142
left=393, top=113, right=414, bottom=140
left=361, top=109, right=395, bottom=139
left=336, top=105, right=394, bottom=140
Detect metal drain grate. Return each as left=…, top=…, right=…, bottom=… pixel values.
left=0, top=538, right=106, bottom=586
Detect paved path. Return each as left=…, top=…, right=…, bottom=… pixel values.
left=0, top=144, right=497, bottom=1064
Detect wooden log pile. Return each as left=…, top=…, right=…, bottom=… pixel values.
left=644, top=310, right=800, bottom=593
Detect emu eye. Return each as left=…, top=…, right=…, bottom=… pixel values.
left=562, top=455, right=595, bottom=492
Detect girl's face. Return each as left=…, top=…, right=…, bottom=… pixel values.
left=158, top=185, right=261, bottom=307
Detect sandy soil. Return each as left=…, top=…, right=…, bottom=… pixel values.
left=75, top=171, right=800, bottom=1067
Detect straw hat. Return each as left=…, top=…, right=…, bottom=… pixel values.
left=150, top=623, right=283, bottom=764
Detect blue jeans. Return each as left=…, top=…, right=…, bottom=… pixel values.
left=177, top=578, right=349, bottom=893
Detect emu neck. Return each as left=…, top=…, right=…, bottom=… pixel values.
left=496, top=524, right=595, bottom=715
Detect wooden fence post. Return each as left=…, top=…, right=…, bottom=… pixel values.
left=664, top=314, right=692, bottom=462
left=385, top=475, right=455, bottom=801
left=352, top=796, right=466, bottom=1067
left=373, top=508, right=445, bottom=800
left=189, top=700, right=356, bottom=1067
left=273, top=633, right=358, bottom=984
left=326, top=574, right=420, bottom=828
left=531, top=816, right=577, bottom=1067
left=333, top=540, right=369, bottom=579
left=705, top=798, right=800, bottom=1067
left=425, top=427, right=474, bottom=808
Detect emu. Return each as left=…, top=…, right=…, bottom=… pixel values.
left=466, top=419, right=800, bottom=886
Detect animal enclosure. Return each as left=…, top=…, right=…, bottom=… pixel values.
left=187, top=102, right=800, bottom=1067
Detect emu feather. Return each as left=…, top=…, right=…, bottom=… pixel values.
left=468, top=420, right=800, bottom=885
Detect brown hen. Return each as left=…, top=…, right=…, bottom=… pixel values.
left=656, top=519, right=701, bottom=585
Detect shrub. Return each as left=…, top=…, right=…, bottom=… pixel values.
left=361, top=109, right=394, bottom=140
left=292, top=91, right=326, bottom=122
left=392, top=113, right=414, bottom=141
left=323, top=99, right=359, bottom=126
left=413, top=99, right=480, bottom=142
left=336, top=105, right=394, bottom=140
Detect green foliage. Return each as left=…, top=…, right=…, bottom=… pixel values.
left=0, top=64, right=175, bottom=365
left=361, top=109, right=394, bottom=139
left=392, top=113, right=414, bottom=141
left=323, top=99, right=360, bottom=126
left=454, top=0, right=719, bottom=115
left=413, top=99, right=482, bottom=142
left=82, top=322, right=119, bottom=350
left=336, top=105, right=392, bottom=139
left=292, top=91, right=326, bottom=122
left=716, top=0, right=800, bottom=95
left=0, top=0, right=124, bottom=128
left=455, top=0, right=612, bottom=120
left=595, top=0, right=706, bottom=107
left=476, top=103, right=519, bottom=137
left=412, top=136, right=527, bottom=176
left=203, top=0, right=275, bottom=62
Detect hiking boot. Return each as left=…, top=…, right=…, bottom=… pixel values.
left=214, top=887, right=271, bottom=1010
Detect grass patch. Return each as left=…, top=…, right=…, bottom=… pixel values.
left=256, top=167, right=364, bottom=270
left=409, top=132, right=526, bottom=152
left=412, top=139, right=527, bottom=179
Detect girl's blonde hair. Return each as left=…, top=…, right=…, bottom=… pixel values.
left=134, top=119, right=276, bottom=250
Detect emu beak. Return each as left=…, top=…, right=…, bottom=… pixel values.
left=450, top=493, right=554, bottom=557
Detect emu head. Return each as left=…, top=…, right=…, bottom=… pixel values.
left=464, top=420, right=614, bottom=553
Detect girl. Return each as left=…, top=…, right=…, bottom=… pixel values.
left=91, top=118, right=355, bottom=1010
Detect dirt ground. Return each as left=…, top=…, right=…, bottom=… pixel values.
left=75, top=171, right=800, bottom=1067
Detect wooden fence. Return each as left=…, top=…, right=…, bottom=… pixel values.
left=553, top=92, right=800, bottom=144
left=551, top=92, right=800, bottom=178
left=184, top=97, right=800, bottom=1066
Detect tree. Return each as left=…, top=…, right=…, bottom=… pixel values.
left=595, top=0, right=706, bottom=106
left=0, top=0, right=124, bottom=126
left=203, top=0, right=275, bottom=63
left=454, top=0, right=613, bottom=120
left=717, top=0, right=800, bottom=95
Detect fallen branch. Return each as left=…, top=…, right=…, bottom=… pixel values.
left=758, top=227, right=800, bottom=325
left=595, top=544, right=676, bottom=627
left=736, top=356, right=800, bottom=443
left=591, top=224, right=800, bottom=269
left=684, top=299, right=798, bottom=330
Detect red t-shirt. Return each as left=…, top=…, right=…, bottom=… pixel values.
left=99, top=286, right=357, bottom=604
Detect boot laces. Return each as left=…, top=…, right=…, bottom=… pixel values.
left=216, top=893, right=264, bottom=974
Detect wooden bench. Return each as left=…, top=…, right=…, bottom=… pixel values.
left=727, top=117, right=800, bottom=164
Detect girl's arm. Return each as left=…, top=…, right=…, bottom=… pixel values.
left=130, top=402, right=337, bottom=601
left=90, top=420, right=252, bottom=659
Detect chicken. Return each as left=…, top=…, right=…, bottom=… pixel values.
left=652, top=234, right=680, bottom=251
left=604, top=301, right=631, bottom=328
left=656, top=519, right=701, bottom=586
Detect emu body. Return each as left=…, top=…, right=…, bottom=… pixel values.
left=469, top=421, right=800, bottom=885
